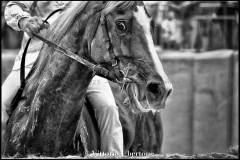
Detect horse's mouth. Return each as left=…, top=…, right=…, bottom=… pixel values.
left=126, top=82, right=166, bottom=113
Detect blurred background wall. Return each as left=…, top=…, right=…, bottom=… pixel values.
left=1, top=1, right=239, bottom=155
left=160, top=50, right=238, bottom=154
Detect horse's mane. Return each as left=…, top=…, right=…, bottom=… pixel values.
left=25, top=1, right=138, bottom=90
left=48, top=1, right=89, bottom=44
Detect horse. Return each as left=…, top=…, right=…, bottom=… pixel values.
left=4, top=1, right=173, bottom=157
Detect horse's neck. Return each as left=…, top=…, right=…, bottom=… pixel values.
left=25, top=2, right=99, bottom=94
left=40, top=7, right=100, bottom=94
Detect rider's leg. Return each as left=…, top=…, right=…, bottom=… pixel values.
left=86, top=76, right=123, bottom=156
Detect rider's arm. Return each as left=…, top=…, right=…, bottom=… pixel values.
left=4, top=1, right=34, bottom=31
left=4, top=1, right=48, bottom=37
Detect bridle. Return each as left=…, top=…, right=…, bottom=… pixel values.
left=98, top=11, right=132, bottom=83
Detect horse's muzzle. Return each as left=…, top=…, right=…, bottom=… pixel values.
left=146, top=81, right=173, bottom=109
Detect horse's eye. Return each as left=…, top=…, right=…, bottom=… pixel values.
left=116, top=21, right=127, bottom=32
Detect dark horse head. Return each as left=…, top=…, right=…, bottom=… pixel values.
left=90, top=1, right=173, bottom=112
left=4, top=1, right=172, bottom=157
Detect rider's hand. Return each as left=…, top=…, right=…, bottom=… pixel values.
left=18, top=16, right=49, bottom=37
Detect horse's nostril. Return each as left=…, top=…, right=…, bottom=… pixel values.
left=147, top=82, right=161, bottom=95
left=166, top=88, right=173, bottom=98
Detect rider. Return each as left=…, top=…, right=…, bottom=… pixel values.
left=2, top=1, right=123, bottom=155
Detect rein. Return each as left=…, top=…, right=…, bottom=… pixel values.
left=33, top=33, right=126, bottom=84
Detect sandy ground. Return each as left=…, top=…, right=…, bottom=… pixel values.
left=1, top=146, right=238, bottom=159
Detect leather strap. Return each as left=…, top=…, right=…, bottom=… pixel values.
left=100, top=14, right=125, bottom=80
left=100, top=14, right=118, bottom=65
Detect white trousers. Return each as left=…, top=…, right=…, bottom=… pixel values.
left=1, top=67, right=123, bottom=155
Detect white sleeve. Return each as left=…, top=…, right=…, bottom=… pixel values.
left=4, top=1, right=34, bottom=31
